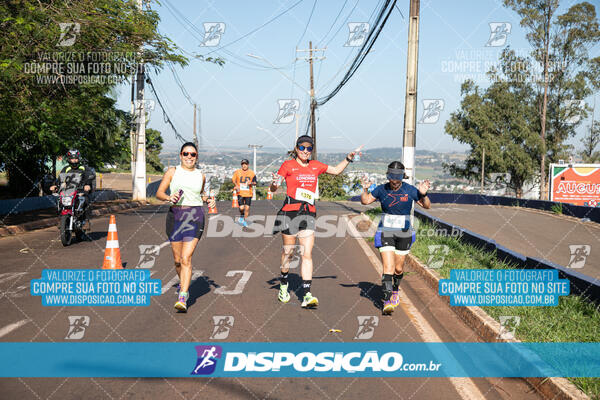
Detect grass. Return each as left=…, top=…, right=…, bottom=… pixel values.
left=364, top=207, right=600, bottom=398
left=551, top=202, right=563, bottom=215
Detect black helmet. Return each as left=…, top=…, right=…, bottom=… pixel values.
left=66, top=149, right=81, bottom=168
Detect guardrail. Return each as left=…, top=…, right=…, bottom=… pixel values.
left=414, top=208, right=600, bottom=304
left=349, top=192, right=600, bottom=222
left=0, top=190, right=124, bottom=216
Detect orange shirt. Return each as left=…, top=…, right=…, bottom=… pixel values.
left=232, top=169, right=256, bottom=197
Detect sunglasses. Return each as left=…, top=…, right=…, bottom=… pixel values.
left=181, top=152, right=197, bottom=157
left=297, top=145, right=313, bottom=152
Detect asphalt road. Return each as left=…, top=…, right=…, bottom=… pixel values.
left=0, top=200, right=540, bottom=399
left=423, top=204, right=600, bottom=281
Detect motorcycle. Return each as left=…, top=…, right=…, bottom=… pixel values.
left=53, top=173, right=89, bottom=246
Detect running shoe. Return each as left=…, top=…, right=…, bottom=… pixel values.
left=174, top=293, right=188, bottom=312
left=278, top=283, right=290, bottom=303
left=390, top=290, right=401, bottom=308
left=242, top=220, right=249, bottom=227
left=236, top=217, right=244, bottom=225
left=382, top=298, right=395, bottom=315
left=301, top=292, right=319, bottom=308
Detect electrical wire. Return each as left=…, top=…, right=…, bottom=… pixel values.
left=296, top=0, right=318, bottom=48
left=146, top=76, right=188, bottom=143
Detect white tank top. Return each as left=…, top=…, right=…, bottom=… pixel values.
left=169, top=165, right=205, bottom=206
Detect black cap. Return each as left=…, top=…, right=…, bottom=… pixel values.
left=241, top=159, right=249, bottom=165
left=296, top=135, right=314, bottom=147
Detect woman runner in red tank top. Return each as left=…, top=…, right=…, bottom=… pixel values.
left=270, top=135, right=361, bottom=308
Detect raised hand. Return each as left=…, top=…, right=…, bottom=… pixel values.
left=417, top=179, right=431, bottom=195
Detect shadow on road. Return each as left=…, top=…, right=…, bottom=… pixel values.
left=188, top=274, right=219, bottom=308
left=340, top=281, right=382, bottom=311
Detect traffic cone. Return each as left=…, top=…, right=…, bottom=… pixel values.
left=208, top=191, right=218, bottom=214
left=102, top=215, right=123, bottom=269
left=267, top=190, right=273, bottom=200
left=232, top=189, right=239, bottom=208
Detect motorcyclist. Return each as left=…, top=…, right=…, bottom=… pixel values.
left=49, top=149, right=96, bottom=228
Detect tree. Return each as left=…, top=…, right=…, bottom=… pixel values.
left=0, top=0, right=190, bottom=196
left=580, top=121, right=600, bottom=162
left=504, top=0, right=600, bottom=198
left=318, top=173, right=348, bottom=199
left=444, top=50, right=541, bottom=198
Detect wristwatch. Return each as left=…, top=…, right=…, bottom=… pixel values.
left=346, top=155, right=353, bottom=163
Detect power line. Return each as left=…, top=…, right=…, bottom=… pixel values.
left=318, top=0, right=349, bottom=46
left=324, top=0, right=361, bottom=47
left=296, top=0, right=318, bottom=48
left=315, top=0, right=396, bottom=107
left=203, top=0, right=306, bottom=56
left=146, top=76, right=188, bottom=143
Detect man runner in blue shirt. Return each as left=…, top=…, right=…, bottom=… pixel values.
left=361, top=161, right=431, bottom=314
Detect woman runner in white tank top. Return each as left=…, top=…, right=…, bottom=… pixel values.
left=156, top=142, right=216, bottom=312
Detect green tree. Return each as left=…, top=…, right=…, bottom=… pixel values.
left=580, top=121, right=600, bottom=162
left=0, top=0, right=200, bottom=196
left=318, top=173, right=348, bottom=200
left=504, top=0, right=600, bottom=198
left=445, top=50, right=541, bottom=198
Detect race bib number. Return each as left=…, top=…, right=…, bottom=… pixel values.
left=240, top=183, right=249, bottom=191
left=295, top=188, right=315, bottom=205
left=382, top=214, right=407, bottom=229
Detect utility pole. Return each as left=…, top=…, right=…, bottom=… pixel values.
left=132, top=0, right=146, bottom=201
left=480, top=147, right=485, bottom=194
left=401, top=0, right=420, bottom=186
left=248, top=144, right=262, bottom=200
left=129, top=72, right=135, bottom=176
left=297, top=42, right=326, bottom=160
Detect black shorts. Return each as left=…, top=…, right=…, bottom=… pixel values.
left=374, top=229, right=416, bottom=253
left=166, top=206, right=205, bottom=242
left=239, top=196, right=252, bottom=206
left=273, top=209, right=316, bottom=235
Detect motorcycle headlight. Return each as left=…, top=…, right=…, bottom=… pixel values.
left=61, top=197, right=72, bottom=206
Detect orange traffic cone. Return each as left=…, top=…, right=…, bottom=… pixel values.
left=267, top=191, right=273, bottom=200
left=232, top=189, right=239, bottom=208
left=208, top=191, right=218, bottom=214
left=102, top=215, right=123, bottom=269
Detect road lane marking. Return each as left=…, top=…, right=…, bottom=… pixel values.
left=344, top=215, right=486, bottom=400
left=0, top=319, right=29, bottom=338
left=160, top=270, right=204, bottom=294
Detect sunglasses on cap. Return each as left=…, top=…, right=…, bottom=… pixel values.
left=181, top=152, right=197, bottom=157
left=297, top=145, right=313, bottom=152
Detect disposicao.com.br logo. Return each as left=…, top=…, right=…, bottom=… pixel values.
left=191, top=347, right=442, bottom=375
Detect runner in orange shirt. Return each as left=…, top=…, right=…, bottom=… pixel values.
left=232, top=159, right=257, bottom=227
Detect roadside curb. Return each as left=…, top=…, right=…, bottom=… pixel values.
left=0, top=201, right=144, bottom=238
left=358, top=212, right=589, bottom=400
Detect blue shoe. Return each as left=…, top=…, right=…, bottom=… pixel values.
left=242, top=220, right=249, bottom=227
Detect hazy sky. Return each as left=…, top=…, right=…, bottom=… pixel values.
left=115, top=0, right=599, bottom=154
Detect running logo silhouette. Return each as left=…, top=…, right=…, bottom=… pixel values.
left=486, top=22, right=511, bottom=47
left=498, top=316, right=520, bottom=340
left=345, top=23, right=370, bottom=47
left=137, top=245, right=161, bottom=269
left=191, top=345, right=222, bottom=375
left=419, top=99, right=444, bottom=124
left=354, top=316, right=379, bottom=339
left=199, top=23, right=225, bottom=47
left=57, top=23, right=80, bottom=47
left=274, top=99, right=300, bottom=124
left=427, top=245, right=449, bottom=269
left=567, top=245, right=591, bottom=269
left=210, top=316, right=234, bottom=340
left=65, top=316, right=89, bottom=340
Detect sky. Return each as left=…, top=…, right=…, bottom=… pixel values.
left=115, top=0, right=600, bottom=155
